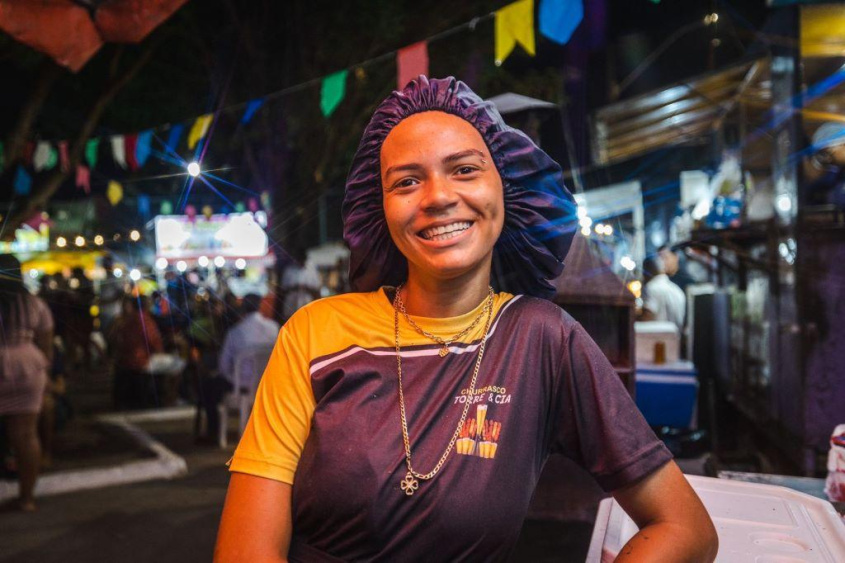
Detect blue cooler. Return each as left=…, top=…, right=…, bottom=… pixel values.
left=635, top=361, right=698, bottom=428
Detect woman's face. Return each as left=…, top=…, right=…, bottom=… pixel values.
left=381, top=111, right=505, bottom=285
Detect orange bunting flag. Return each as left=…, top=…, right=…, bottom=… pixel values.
left=397, top=41, right=429, bottom=89
left=495, top=0, right=536, bottom=66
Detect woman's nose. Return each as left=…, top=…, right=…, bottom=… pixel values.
left=421, top=174, right=459, bottom=211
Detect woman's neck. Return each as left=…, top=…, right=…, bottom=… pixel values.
left=401, top=268, right=491, bottom=318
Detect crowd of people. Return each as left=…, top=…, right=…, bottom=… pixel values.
left=0, top=251, right=321, bottom=512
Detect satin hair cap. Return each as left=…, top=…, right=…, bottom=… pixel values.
left=342, top=76, right=577, bottom=298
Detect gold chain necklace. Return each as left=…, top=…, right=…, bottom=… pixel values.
left=395, top=283, right=494, bottom=357
left=393, top=286, right=495, bottom=496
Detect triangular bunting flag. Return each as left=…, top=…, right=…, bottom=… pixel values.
left=107, top=180, right=123, bottom=206
left=188, top=114, right=213, bottom=150
left=75, top=165, right=91, bottom=194
left=539, top=0, right=583, bottom=45
left=241, top=99, right=264, bottom=124
left=397, top=41, right=429, bottom=90
left=321, top=70, right=348, bottom=118
left=166, top=124, right=184, bottom=153
left=111, top=136, right=127, bottom=169
left=58, top=141, right=70, bottom=172
left=161, top=200, right=174, bottom=215
left=33, top=141, right=57, bottom=172
left=138, top=195, right=151, bottom=218
left=23, top=142, right=35, bottom=166
left=14, top=166, right=31, bottom=195
left=125, top=134, right=139, bottom=170
left=495, top=0, right=536, bottom=66
left=85, top=138, right=99, bottom=168
left=136, top=130, right=153, bottom=167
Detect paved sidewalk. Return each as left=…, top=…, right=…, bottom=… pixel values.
left=0, top=415, right=593, bottom=562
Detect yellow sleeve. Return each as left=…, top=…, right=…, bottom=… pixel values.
left=227, top=307, right=316, bottom=484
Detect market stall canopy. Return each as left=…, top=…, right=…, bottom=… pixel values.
left=487, top=92, right=558, bottom=115
left=592, top=59, right=767, bottom=165
left=0, top=0, right=189, bottom=72
left=21, top=250, right=105, bottom=275
left=553, top=234, right=634, bottom=307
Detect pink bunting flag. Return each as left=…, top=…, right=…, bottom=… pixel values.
left=397, top=41, right=429, bottom=89
left=75, top=165, right=91, bottom=194
left=58, top=141, right=70, bottom=172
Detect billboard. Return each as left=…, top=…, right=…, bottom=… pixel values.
left=154, top=212, right=269, bottom=259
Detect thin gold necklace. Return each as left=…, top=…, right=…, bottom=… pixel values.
left=393, top=287, right=494, bottom=496
left=395, top=283, right=494, bottom=357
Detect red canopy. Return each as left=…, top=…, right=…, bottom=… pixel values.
left=0, top=0, right=189, bottom=72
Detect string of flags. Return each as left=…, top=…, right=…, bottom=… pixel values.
left=2, top=0, right=583, bottom=202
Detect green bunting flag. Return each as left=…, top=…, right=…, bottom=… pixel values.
left=85, top=138, right=100, bottom=168
left=321, top=70, right=348, bottom=118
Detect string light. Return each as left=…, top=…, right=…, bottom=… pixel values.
left=113, top=268, right=123, bottom=278
left=176, top=260, right=187, bottom=273
left=75, top=236, right=85, bottom=247
left=198, top=256, right=209, bottom=267
left=155, top=258, right=168, bottom=270
left=94, top=235, right=104, bottom=246
left=129, top=269, right=142, bottom=282
left=129, top=230, right=141, bottom=242
left=187, top=162, right=201, bottom=177
left=214, top=256, right=225, bottom=268
left=235, top=258, right=247, bottom=270
left=56, top=236, right=67, bottom=248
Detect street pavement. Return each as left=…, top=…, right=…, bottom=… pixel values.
left=0, top=408, right=593, bottom=563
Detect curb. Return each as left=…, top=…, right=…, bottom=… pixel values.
left=0, top=407, right=192, bottom=502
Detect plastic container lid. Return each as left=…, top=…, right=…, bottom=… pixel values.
left=587, top=475, right=845, bottom=562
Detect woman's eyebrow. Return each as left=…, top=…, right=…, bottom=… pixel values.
left=384, top=162, right=423, bottom=177
left=443, top=149, right=486, bottom=163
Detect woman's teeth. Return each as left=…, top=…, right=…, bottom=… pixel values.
left=420, top=222, right=472, bottom=241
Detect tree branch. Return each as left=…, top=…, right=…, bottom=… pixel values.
left=3, top=41, right=159, bottom=237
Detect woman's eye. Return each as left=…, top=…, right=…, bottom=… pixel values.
left=392, top=178, right=418, bottom=189
left=456, top=166, right=478, bottom=175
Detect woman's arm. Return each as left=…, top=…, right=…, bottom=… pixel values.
left=215, top=473, right=293, bottom=562
left=612, top=461, right=718, bottom=562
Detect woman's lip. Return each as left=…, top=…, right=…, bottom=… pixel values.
left=415, top=222, right=474, bottom=247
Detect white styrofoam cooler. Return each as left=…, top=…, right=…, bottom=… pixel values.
left=587, top=475, right=845, bottom=562
left=635, top=321, right=681, bottom=364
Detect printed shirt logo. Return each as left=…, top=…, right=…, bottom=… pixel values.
left=453, top=385, right=512, bottom=460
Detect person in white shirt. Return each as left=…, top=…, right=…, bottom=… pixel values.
left=198, top=294, right=280, bottom=444
left=641, top=254, right=686, bottom=331
left=218, top=294, right=280, bottom=390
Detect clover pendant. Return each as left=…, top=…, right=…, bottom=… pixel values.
left=400, top=472, right=419, bottom=496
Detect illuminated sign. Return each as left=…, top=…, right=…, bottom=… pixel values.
left=0, top=224, right=50, bottom=254
left=154, top=212, right=269, bottom=259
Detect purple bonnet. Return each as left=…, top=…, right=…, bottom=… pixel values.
left=342, top=76, right=577, bottom=299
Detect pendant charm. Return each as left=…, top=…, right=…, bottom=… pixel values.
left=400, top=472, right=419, bottom=496
left=439, top=346, right=449, bottom=357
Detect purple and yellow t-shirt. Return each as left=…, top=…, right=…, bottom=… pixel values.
left=230, top=289, right=671, bottom=562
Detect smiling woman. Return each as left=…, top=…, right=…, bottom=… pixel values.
left=215, top=76, right=718, bottom=563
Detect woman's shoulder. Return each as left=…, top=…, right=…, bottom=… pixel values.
left=505, top=294, right=578, bottom=326
left=285, top=290, right=383, bottom=327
